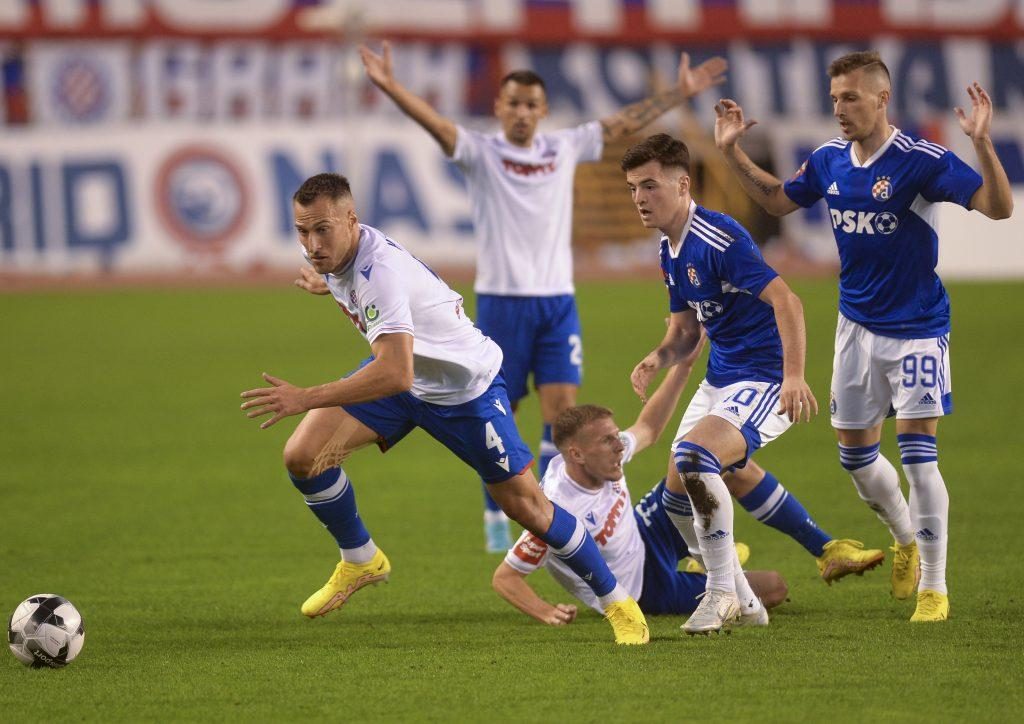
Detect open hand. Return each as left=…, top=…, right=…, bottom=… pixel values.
left=955, top=82, right=992, bottom=141
left=714, top=98, right=757, bottom=150
left=630, top=354, right=660, bottom=403
left=240, top=373, right=309, bottom=429
left=677, top=52, right=728, bottom=98
left=295, top=267, right=330, bottom=295
left=359, top=41, right=394, bottom=90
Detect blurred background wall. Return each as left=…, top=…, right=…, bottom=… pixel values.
left=1, top=0, right=1022, bottom=281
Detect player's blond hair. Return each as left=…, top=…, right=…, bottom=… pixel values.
left=553, top=405, right=614, bottom=450
left=828, top=51, right=891, bottom=84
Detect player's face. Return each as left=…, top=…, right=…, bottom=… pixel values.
left=572, top=417, right=626, bottom=483
left=830, top=69, right=889, bottom=142
left=625, top=160, right=691, bottom=235
left=494, top=81, right=548, bottom=147
left=293, top=196, right=361, bottom=275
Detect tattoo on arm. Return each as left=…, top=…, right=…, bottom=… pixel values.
left=602, top=89, right=685, bottom=140
left=738, top=160, right=779, bottom=198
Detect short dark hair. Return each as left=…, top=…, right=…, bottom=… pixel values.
left=293, top=173, right=352, bottom=206
left=553, top=404, right=614, bottom=450
left=499, top=69, right=546, bottom=93
left=620, top=133, right=691, bottom=174
left=828, top=51, right=890, bottom=83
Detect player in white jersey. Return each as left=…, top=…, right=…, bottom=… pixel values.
left=494, top=340, right=787, bottom=629
left=714, top=51, right=1013, bottom=621
left=240, top=173, right=650, bottom=644
left=360, top=41, right=727, bottom=551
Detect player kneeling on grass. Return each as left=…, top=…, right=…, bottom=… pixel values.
left=240, top=173, right=649, bottom=645
left=493, top=346, right=788, bottom=630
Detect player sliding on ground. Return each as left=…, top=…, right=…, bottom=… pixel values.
left=623, top=134, right=882, bottom=635
left=240, top=173, right=649, bottom=645
left=494, top=338, right=789, bottom=631
left=360, top=40, right=727, bottom=553
left=714, top=51, right=1014, bottom=622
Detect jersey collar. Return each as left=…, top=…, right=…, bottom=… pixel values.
left=663, top=200, right=697, bottom=259
left=849, top=126, right=899, bottom=169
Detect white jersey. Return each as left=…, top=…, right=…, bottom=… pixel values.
left=504, top=431, right=644, bottom=612
left=452, top=121, right=604, bottom=297
left=321, top=224, right=503, bottom=405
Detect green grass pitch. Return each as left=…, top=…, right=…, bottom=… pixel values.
left=2, top=279, right=1022, bottom=721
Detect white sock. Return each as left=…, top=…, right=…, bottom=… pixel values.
left=688, top=473, right=736, bottom=594
left=733, top=550, right=761, bottom=612
left=597, top=583, right=628, bottom=609
left=841, top=446, right=915, bottom=544
left=341, top=540, right=378, bottom=565
left=905, top=461, right=949, bottom=595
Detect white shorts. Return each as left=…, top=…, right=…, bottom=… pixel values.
left=672, top=379, right=793, bottom=462
left=830, top=315, right=952, bottom=429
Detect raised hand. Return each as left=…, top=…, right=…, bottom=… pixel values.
left=295, top=267, right=330, bottom=295
left=677, top=52, right=728, bottom=98
left=240, top=373, right=309, bottom=429
left=714, top=98, right=757, bottom=150
left=359, top=41, right=394, bottom=90
left=954, top=82, right=992, bottom=141
left=630, top=354, right=660, bottom=404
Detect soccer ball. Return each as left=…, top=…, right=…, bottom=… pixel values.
left=7, top=594, right=85, bottom=668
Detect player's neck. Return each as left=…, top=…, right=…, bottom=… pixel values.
left=663, top=198, right=693, bottom=250
left=564, top=462, right=604, bottom=491
left=503, top=132, right=536, bottom=149
left=853, top=123, right=894, bottom=165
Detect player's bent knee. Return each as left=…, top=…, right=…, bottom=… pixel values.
left=763, top=573, right=788, bottom=609
left=282, top=435, right=319, bottom=479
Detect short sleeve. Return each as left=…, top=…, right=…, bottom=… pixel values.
left=452, top=125, right=483, bottom=171
left=783, top=154, right=823, bottom=208
left=504, top=531, right=549, bottom=574
left=920, top=151, right=983, bottom=208
left=357, top=261, right=415, bottom=345
left=718, top=236, right=779, bottom=299
left=564, top=120, right=604, bottom=163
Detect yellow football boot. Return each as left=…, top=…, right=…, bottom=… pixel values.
left=910, top=589, right=949, bottom=622
left=604, top=597, right=650, bottom=645
left=890, top=540, right=920, bottom=600
left=301, top=549, right=391, bottom=618
left=816, top=539, right=885, bottom=584
left=682, top=542, right=750, bottom=575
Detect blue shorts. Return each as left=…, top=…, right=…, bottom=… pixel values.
left=475, top=294, right=582, bottom=404
left=634, top=481, right=708, bottom=615
left=341, top=361, right=534, bottom=483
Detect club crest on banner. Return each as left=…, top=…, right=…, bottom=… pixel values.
left=51, top=55, right=111, bottom=123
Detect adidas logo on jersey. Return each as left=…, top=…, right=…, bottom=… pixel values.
left=827, top=181, right=840, bottom=195
left=918, top=392, right=937, bottom=406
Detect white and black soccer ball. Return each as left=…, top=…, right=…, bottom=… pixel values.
left=8, top=594, right=85, bottom=668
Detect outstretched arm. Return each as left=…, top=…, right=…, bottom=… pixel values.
left=714, top=99, right=800, bottom=217
left=492, top=561, right=578, bottom=626
left=630, top=309, right=701, bottom=404
left=758, top=278, right=818, bottom=423
left=956, top=83, right=1014, bottom=220
left=240, top=333, right=414, bottom=429
left=359, top=41, right=458, bottom=157
left=627, top=329, right=706, bottom=452
left=600, top=52, right=727, bottom=143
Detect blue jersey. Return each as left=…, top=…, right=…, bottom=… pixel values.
left=783, top=128, right=982, bottom=338
left=660, top=202, right=782, bottom=386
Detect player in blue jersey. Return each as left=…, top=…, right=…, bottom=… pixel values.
left=623, top=133, right=830, bottom=634
left=714, top=51, right=1013, bottom=622
left=360, top=41, right=727, bottom=552
left=240, top=173, right=650, bottom=644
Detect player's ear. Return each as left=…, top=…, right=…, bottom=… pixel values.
left=878, top=88, right=890, bottom=109
left=678, top=173, right=691, bottom=197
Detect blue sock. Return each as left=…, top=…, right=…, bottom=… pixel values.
left=290, top=468, right=371, bottom=550
left=540, top=503, right=617, bottom=598
left=481, top=481, right=502, bottom=513
left=737, top=471, right=832, bottom=558
left=538, top=424, right=557, bottom=479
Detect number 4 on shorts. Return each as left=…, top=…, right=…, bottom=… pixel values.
left=485, top=421, right=510, bottom=472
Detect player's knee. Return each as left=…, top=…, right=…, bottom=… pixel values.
left=282, top=436, right=318, bottom=479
